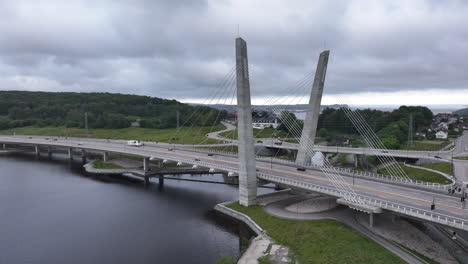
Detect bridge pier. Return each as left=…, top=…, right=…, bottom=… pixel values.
left=68, top=148, right=73, bottom=160
left=143, top=157, right=150, bottom=186
left=369, top=213, right=374, bottom=229
left=2, top=143, right=5, bottom=150
left=103, top=152, right=109, bottom=162
left=81, top=149, right=87, bottom=164
left=296, top=50, right=330, bottom=165
left=236, top=37, right=257, bottom=206
left=159, top=175, right=164, bottom=186
left=35, top=145, right=40, bottom=156
left=47, top=147, right=52, bottom=160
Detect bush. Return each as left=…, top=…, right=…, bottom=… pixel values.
left=214, top=256, right=236, bottom=264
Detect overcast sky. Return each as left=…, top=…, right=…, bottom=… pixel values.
left=0, top=0, right=467, bottom=106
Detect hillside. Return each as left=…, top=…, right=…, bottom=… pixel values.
left=0, top=91, right=225, bottom=130
left=454, top=108, right=468, bottom=115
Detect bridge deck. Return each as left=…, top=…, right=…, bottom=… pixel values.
left=1, top=135, right=467, bottom=231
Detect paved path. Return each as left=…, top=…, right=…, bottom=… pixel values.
left=205, top=121, right=236, bottom=142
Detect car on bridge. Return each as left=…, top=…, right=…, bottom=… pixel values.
left=127, top=140, right=144, bottom=147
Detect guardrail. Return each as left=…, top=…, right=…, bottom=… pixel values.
left=182, top=146, right=453, bottom=192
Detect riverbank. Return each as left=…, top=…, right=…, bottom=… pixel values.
left=217, top=191, right=457, bottom=264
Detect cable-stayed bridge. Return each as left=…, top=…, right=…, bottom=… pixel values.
left=1, top=37, right=468, bottom=232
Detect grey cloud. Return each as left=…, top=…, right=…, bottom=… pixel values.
left=0, top=0, right=467, bottom=102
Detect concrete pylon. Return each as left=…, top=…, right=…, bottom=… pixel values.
left=296, top=50, right=330, bottom=165
left=236, top=37, right=257, bottom=206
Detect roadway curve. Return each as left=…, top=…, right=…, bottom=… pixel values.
left=1, top=135, right=468, bottom=231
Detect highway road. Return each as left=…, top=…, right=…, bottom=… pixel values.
left=1, top=135, right=468, bottom=231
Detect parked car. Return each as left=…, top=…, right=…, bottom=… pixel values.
left=127, top=140, right=143, bottom=147
left=297, top=167, right=306, bottom=171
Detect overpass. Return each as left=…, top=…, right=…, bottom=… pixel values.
left=1, top=135, right=468, bottom=231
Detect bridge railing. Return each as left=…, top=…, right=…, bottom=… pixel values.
left=182, top=146, right=452, bottom=192
left=257, top=172, right=468, bottom=231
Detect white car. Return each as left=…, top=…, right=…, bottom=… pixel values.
left=127, top=140, right=143, bottom=147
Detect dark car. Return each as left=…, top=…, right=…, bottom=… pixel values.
left=195, top=158, right=200, bottom=161
left=207, top=153, right=214, bottom=156
left=297, top=167, right=306, bottom=171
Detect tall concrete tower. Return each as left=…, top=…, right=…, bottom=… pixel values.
left=296, top=50, right=330, bottom=165
left=236, top=37, right=257, bottom=206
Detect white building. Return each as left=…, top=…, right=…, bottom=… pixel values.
left=436, top=131, right=448, bottom=139
left=252, top=117, right=280, bottom=129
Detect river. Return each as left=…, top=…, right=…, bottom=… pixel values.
left=0, top=153, right=249, bottom=264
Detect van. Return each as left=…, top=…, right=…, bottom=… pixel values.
left=127, top=140, right=143, bottom=147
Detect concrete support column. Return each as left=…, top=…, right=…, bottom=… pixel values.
left=159, top=175, right=164, bottom=186
left=47, top=147, right=52, bottom=159
left=103, top=152, right=109, bottom=162
left=35, top=145, right=40, bottom=156
left=236, top=37, right=257, bottom=206
left=81, top=149, right=87, bottom=164
left=296, top=50, right=330, bottom=165
left=354, top=154, right=358, bottom=168
left=369, top=213, right=374, bottom=229
left=2, top=143, right=5, bottom=150
left=143, top=157, right=149, bottom=173
left=68, top=148, right=73, bottom=160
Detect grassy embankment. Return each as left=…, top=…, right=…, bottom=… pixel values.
left=401, top=140, right=451, bottom=151
left=92, top=160, right=123, bottom=169
left=454, top=156, right=468, bottom=160
left=378, top=163, right=451, bottom=184
left=219, top=127, right=289, bottom=140
left=0, top=125, right=224, bottom=145
left=227, top=203, right=405, bottom=264
left=418, top=162, right=452, bottom=175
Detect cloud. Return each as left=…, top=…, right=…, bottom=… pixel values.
left=0, top=0, right=467, bottom=104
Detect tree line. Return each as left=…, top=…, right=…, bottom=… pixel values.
left=277, top=106, right=434, bottom=149
left=0, top=91, right=226, bottom=130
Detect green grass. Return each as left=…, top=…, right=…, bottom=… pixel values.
left=401, top=140, right=451, bottom=151
left=92, top=160, right=124, bottom=169
left=336, top=153, right=348, bottom=164
left=454, top=156, right=468, bottom=160
left=220, top=127, right=289, bottom=140
left=227, top=203, right=404, bottom=264
left=378, top=163, right=451, bottom=184
left=396, top=243, right=439, bottom=264
left=214, top=256, right=236, bottom=264
left=418, top=162, right=452, bottom=175
left=0, top=125, right=224, bottom=144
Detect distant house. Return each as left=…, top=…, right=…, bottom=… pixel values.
left=436, top=131, right=448, bottom=139
left=435, top=113, right=453, bottom=122
left=131, top=119, right=141, bottom=127
left=226, top=111, right=237, bottom=122
left=437, top=122, right=449, bottom=131
left=252, top=117, right=281, bottom=129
